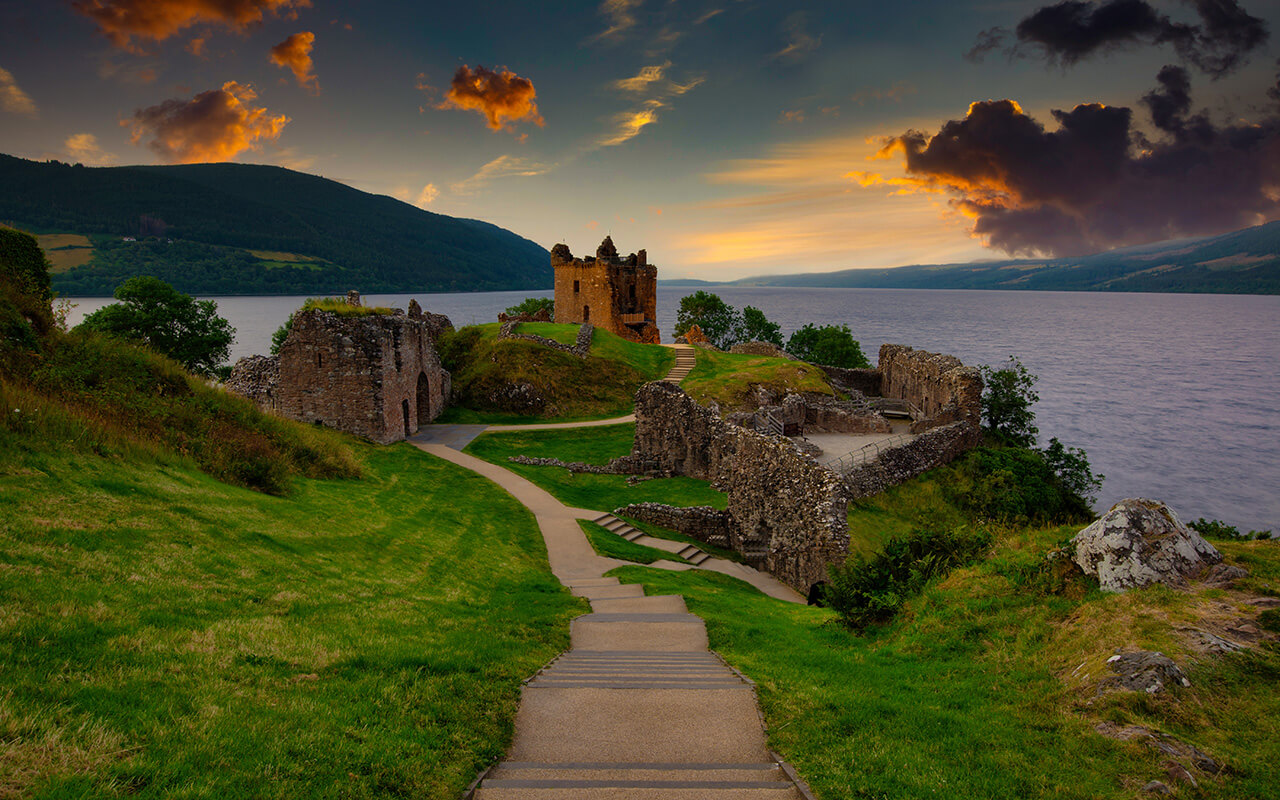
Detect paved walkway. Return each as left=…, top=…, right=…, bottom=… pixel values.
left=409, top=429, right=811, bottom=798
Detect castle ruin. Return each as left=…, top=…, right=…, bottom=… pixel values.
left=227, top=295, right=452, bottom=445
left=552, top=236, right=659, bottom=344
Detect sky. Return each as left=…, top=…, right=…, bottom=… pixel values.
left=2, top=0, right=1279, bottom=280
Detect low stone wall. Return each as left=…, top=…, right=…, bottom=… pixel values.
left=613, top=503, right=738, bottom=550
left=499, top=321, right=594, bottom=358
left=839, top=421, right=982, bottom=499
left=226, top=354, right=280, bottom=412
left=630, top=381, right=849, bottom=592
left=729, top=341, right=794, bottom=359
left=507, top=454, right=625, bottom=475
left=879, top=344, right=982, bottom=431
left=787, top=394, right=890, bottom=434
left=817, top=364, right=882, bottom=397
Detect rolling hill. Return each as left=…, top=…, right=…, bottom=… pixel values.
left=727, top=221, right=1280, bottom=294
left=0, top=154, right=550, bottom=296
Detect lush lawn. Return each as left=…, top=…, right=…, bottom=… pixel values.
left=463, top=424, right=727, bottom=512
left=0, top=439, right=585, bottom=799
left=436, top=324, right=673, bottom=424
left=617, top=515, right=744, bottom=563
left=610, top=527, right=1280, bottom=800
left=682, top=348, right=833, bottom=411
left=580, top=521, right=689, bottom=565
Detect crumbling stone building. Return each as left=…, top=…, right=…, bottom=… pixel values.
left=552, top=236, right=659, bottom=344
left=228, top=295, right=452, bottom=444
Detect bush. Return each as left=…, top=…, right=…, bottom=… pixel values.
left=0, top=227, right=52, bottom=303
left=785, top=323, right=870, bottom=368
left=949, top=446, right=1094, bottom=524
left=504, top=296, right=554, bottom=317
left=825, top=526, right=991, bottom=631
left=1042, top=437, right=1104, bottom=505
left=980, top=356, right=1039, bottom=447
left=1188, top=517, right=1273, bottom=541
left=77, top=276, right=234, bottom=376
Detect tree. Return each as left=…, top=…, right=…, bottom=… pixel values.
left=78, top=276, right=234, bottom=376
left=785, top=323, right=870, bottom=368
left=979, top=356, right=1039, bottom=447
left=674, top=290, right=742, bottom=349
left=1042, top=437, right=1104, bottom=505
left=0, top=227, right=52, bottom=303
left=740, top=305, right=783, bottom=346
left=504, top=296, right=554, bottom=317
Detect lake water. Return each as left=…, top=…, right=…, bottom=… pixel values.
left=65, top=288, right=1280, bottom=532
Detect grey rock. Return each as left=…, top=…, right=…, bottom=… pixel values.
left=1100, top=651, right=1190, bottom=694
left=1141, top=781, right=1172, bottom=795
left=1072, top=498, right=1222, bottom=592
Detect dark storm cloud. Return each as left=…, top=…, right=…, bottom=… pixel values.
left=1269, top=59, right=1280, bottom=104
left=971, top=0, right=1269, bottom=78
left=868, top=89, right=1280, bottom=257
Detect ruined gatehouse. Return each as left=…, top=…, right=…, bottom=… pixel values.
left=552, top=236, right=659, bottom=344
left=227, top=294, right=452, bottom=444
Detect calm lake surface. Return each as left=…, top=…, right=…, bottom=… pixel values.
left=67, top=288, right=1280, bottom=532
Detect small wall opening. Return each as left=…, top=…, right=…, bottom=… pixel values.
left=416, top=372, right=431, bottom=426
left=402, top=399, right=411, bottom=437
left=583, top=304, right=590, bottom=322
left=573, top=280, right=580, bottom=293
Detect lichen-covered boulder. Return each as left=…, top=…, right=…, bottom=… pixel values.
left=1100, top=651, right=1191, bottom=694
left=1072, top=498, right=1222, bottom=592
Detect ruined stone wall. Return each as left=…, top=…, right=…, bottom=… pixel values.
left=878, top=344, right=983, bottom=432
left=613, top=503, right=738, bottom=550
left=552, top=238, right=659, bottom=343
left=630, top=381, right=849, bottom=592
left=499, top=321, right=594, bottom=357
left=226, top=354, right=280, bottom=412
left=839, top=421, right=982, bottom=499
left=274, top=309, right=450, bottom=444
left=817, top=365, right=882, bottom=397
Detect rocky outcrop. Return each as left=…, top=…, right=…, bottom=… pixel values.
left=1099, top=651, right=1191, bottom=694
left=1072, top=499, right=1223, bottom=592
left=839, top=421, right=982, bottom=499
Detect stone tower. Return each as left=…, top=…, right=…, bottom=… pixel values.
left=551, top=237, right=659, bottom=344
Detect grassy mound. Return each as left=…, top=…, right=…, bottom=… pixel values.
left=0, top=437, right=583, bottom=798
left=436, top=323, right=674, bottom=423
left=682, top=348, right=834, bottom=411
left=580, top=521, right=689, bottom=565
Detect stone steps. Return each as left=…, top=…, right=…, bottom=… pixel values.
left=591, top=513, right=714, bottom=566
left=662, top=348, right=697, bottom=384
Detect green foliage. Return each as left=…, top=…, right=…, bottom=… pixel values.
left=980, top=356, right=1040, bottom=447
left=1188, top=517, right=1274, bottom=541
left=77, top=276, right=234, bottom=376
left=674, top=290, right=742, bottom=349
left=784, top=323, right=871, bottom=368
left=299, top=296, right=395, bottom=316
left=1041, top=437, right=1104, bottom=505
left=0, top=226, right=53, bottom=302
left=580, top=521, right=689, bottom=564
left=505, top=296, right=555, bottom=316
left=740, top=305, right=783, bottom=346
left=949, top=446, right=1094, bottom=525
left=1259, top=609, right=1280, bottom=633
left=1, top=155, right=550, bottom=296
left=825, top=525, right=992, bottom=630
left=270, top=311, right=296, bottom=355
left=682, top=348, right=835, bottom=412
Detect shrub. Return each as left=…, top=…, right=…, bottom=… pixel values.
left=1188, top=517, right=1273, bottom=541
left=1042, top=437, right=1104, bottom=505
left=785, top=323, right=870, bottom=368
left=0, top=227, right=52, bottom=303
left=979, top=356, right=1039, bottom=447
left=949, top=446, right=1094, bottom=524
left=825, top=525, right=992, bottom=631
left=504, top=296, right=554, bottom=317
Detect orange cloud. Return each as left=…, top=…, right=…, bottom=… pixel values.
left=778, top=109, right=805, bottom=124
left=186, top=36, right=206, bottom=56
left=65, top=133, right=118, bottom=165
left=599, top=99, right=663, bottom=146
left=269, top=32, right=318, bottom=93
left=73, top=0, right=312, bottom=53
left=437, top=65, right=544, bottom=133
left=125, top=81, right=288, bottom=163
left=0, top=67, right=37, bottom=117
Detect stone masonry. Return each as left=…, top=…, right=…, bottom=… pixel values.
left=229, top=295, right=453, bottom=445
left=878, top=343, right=983, bottom=433
left=552, top=236, right=659, bottom=344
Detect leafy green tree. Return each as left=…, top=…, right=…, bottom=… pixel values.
left=1041, top=437, right=1104, bottom=505
left=0, top=227, right=52, bottom=302
left=504, top=296, right=554, bottom=317
left=674, top=290, right=742, bottom=349
left=740, top=305, right=782, bottom=346
left=785, top=323, right=870, bottom=368
left=270, top=312, right=296, bottom=355
left=979, top=356, right=1039, bottom=447
left=78, top=276, right=234, bottom=376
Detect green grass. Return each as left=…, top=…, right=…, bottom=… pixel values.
left=0, top=439, right=585, bottom=799
left=617, top=516, right=744, bottom=563
left=608, top=528, right=1280, bottom=800
left=515, top=322, right=578, bottom=345
left=301, top=297, right=394, bottom=316
left=682, top=349, right=833, bottom=411
left=436, top=325, right=674, bottom=424
left=463, top=424, right=727, bottom=512
left=580, top=521, right=689, bottom=564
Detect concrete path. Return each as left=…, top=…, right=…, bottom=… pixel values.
left=409, top=433, right=812, bottom=799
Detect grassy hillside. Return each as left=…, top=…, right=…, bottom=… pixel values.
left=682, top=348, right=834, bottom=411
left=734, top=219, right=1280, bottom=294
left=437, top=323, right=674, bottom=423
left=0, top=154, right=550, bottom=296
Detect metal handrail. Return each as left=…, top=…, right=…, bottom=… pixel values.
left=827, top=433, right=916, bottom=472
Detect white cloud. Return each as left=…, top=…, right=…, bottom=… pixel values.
left=451, top=155, right=552, bottom=194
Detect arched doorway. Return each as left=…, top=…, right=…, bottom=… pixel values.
left=416, top=372, right=432, bottom=426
